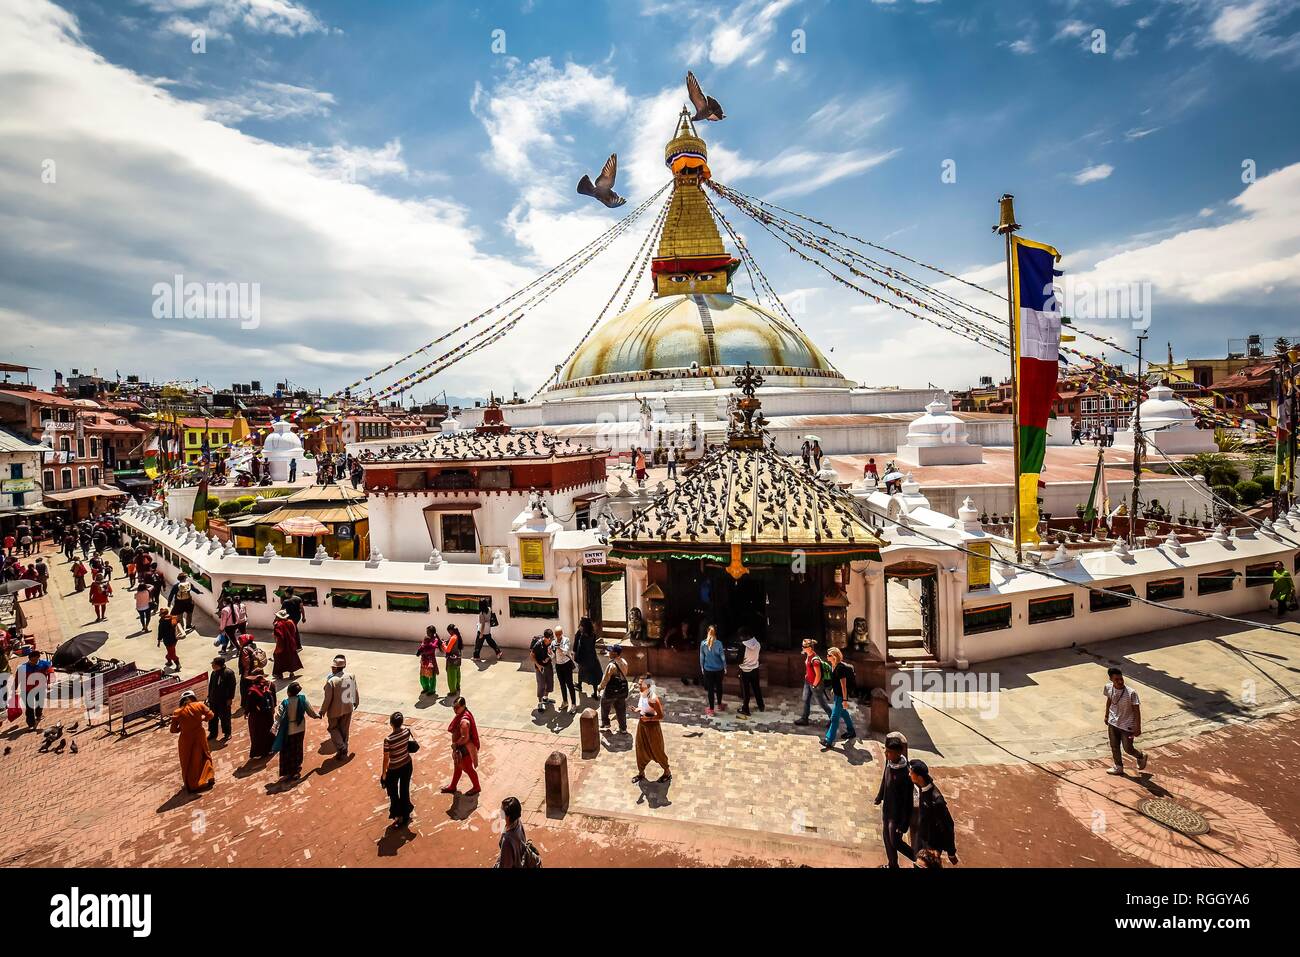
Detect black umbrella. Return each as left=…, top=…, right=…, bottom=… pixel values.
left=52, top=631, right=109, bottom=669
left=0, top=579, right=38, bottom=596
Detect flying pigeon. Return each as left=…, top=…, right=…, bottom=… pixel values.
left=686, top=71, right=725, bottom=122
left=576, top=153, right=627, bottom=208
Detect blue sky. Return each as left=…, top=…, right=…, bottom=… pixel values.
left=3, top=0, right=1299, bottom=400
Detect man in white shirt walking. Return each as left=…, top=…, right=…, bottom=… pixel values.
left=737, top=628, right=764, bottom=716
left=322, top=654, right=360, bottom=758
left=1103, top=666, right=1147, bottom=775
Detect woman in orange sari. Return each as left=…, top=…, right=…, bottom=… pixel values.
left=169, top=690, right=216, bottom=792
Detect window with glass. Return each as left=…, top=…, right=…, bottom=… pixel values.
left=963, top=602, right=1012, bottom=635
left=440, top=513, right=476, bottom=553
left=1146, top=578, right=1185, bottom=602
left=1089, top=584, right=1135, bottom=612
left=1028, top=594, right=1074, bottom=624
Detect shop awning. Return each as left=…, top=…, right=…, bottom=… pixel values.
left=0, top=504, right=59, bottom=518
left=43, top=486, right=129, bottom=503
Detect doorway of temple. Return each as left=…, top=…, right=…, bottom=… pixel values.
left=583, top=566, right=626, bottom=640
left=883, top=560, right=939, bottom=665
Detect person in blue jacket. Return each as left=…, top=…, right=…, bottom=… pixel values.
left=699, top=624, right=727, bottom=716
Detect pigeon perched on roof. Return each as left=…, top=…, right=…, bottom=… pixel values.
left=577, top=153, right=627, bottom=208
left=686, top=71, right=725, bottom=122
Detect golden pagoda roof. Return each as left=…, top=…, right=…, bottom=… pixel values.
left=656, top=178, right=726, bottom=262
left=606, top=442, right=886, bottom=558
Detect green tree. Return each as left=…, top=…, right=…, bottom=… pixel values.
left=1184, top=452, right=1240, bottom=487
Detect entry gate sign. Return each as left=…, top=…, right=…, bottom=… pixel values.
left=105, top=670, right=163, bottom=734
left=582, top=548, right=608, bottom=567
left=159, top=673, right=208, bottom=719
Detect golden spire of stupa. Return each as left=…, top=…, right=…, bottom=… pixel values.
left=652, top=108, right=736, bottom=296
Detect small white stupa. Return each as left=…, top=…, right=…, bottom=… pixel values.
left=262, top=420, right=315, bottom=482
left=1113, top=383, right=1217, bottom=455
left=895, top=397, right=984, bottom=466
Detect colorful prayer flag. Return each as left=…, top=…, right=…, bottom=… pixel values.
left=1012, top=235, right=1063, bottom=547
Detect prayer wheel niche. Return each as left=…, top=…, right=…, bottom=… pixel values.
left=823, top=588, right=849, bottom=648
left=642, top=583, right=665, bottom=641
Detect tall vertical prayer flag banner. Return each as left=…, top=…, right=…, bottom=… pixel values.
left=1011, top=236, right=1063, bottom=547
left=1275, top=371, right=1294, bottom=500
left=191, top=477, right=209, bottom=532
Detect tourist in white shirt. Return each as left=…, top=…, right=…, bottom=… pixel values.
left=1103, top=666, right=1147, bottom=775
left=552, top=626, right=577, bottom=711
left=737, top=628, right=764, bottom=716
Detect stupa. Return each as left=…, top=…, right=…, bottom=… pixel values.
left=452, top=110, right=992, bottom=457
left=1112, top=383, right=1217, bottom=455
left=262, top=420, right=315, bottom=482
left=894, top=396, right=985, bottom=466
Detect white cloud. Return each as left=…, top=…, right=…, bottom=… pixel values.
left=807, top=89, right=897, bottom=141
left=1054, top=19, right=1090, bottom=41
left=307, top=139, right=411, bottom=182
left=147, top=0, right=327, bottom=38
left=1113, top=33, right=1138, bottom=59
left=0, top=0, right=544, bottom=397
left=650, top=0, right=800, bottom=70
left=1124, top=126, right=1160, bottom=140
left=1069, top=161, right=1300, bottom=307
left=1209, top=0, right=1269, bottom=44
left=1008, top=38, right=1035, bottom=55
left=202, top=80, right=335, bottom=122
left=1072, top=163, right=1115, bottom=185
left=1200, top=0, right=1300, bottom=63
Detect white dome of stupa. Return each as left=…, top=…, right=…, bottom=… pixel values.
left=1113, top=382, right=1217, bottom=454
left=1136, top=383, right=1198, bottom=429
left=895, top=396, right=983, bottom=466
left=263, top=420, right=303, bottom=455
left=262, top=420, right=314, bottom=482
left=905, top=398, right=972, bottom=448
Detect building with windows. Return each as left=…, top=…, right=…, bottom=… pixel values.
left=0, top=426, right=47, bottom=530
left=358, top=404, right=608, bottom=564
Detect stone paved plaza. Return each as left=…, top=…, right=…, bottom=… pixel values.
left=6, top=541, right=1300, bottom=867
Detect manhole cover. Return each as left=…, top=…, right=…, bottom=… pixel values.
left=1138, top=797, right=1210, bottom=836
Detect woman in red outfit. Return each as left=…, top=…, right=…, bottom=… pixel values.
left=272, top=610, right=303, bottom=679
left=441, top=697, right=481, bottom=796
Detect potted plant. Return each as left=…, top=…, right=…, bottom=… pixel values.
left=1076, top=503, right=1086, bottom=519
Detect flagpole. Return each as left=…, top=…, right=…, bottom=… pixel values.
left=1128, top=333, right=1147, bottom=548
left=996, top=194, right=1022, bottom=562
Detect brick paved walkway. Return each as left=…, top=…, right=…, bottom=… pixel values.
left=5, top=541, right=1300, bottom=867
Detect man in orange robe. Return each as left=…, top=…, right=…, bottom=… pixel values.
left=169, top=690, right=215, bottom=791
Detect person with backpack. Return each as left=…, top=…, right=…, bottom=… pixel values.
left=496, top=796, right=540, bottom=868
left=168, top=572, right=195, bottom=632
left=244, top=670, right=277, bottom=759
left=699, top=624, right=726, bottom=716
left=157, top=606, right=181, bottom=671
left=820, top=646, right=857, bottom=749
left=794, top=638, right=832, bottom=727
left=910, top=759, right=959, bottom=868
left=598, top=643, right=630, bottom=734
left=473, top=597, right=501, bottom=660
left=237, top=634, right=266, bottom=710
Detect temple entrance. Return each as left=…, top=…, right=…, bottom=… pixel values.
left=583, top=566, right=626, bottom=639
left=662, top=560, right=829, bottom=652
left=884, top=561, right=938, bottom=664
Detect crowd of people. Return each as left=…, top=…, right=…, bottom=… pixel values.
left=3, top=509, right=976, bottom=869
